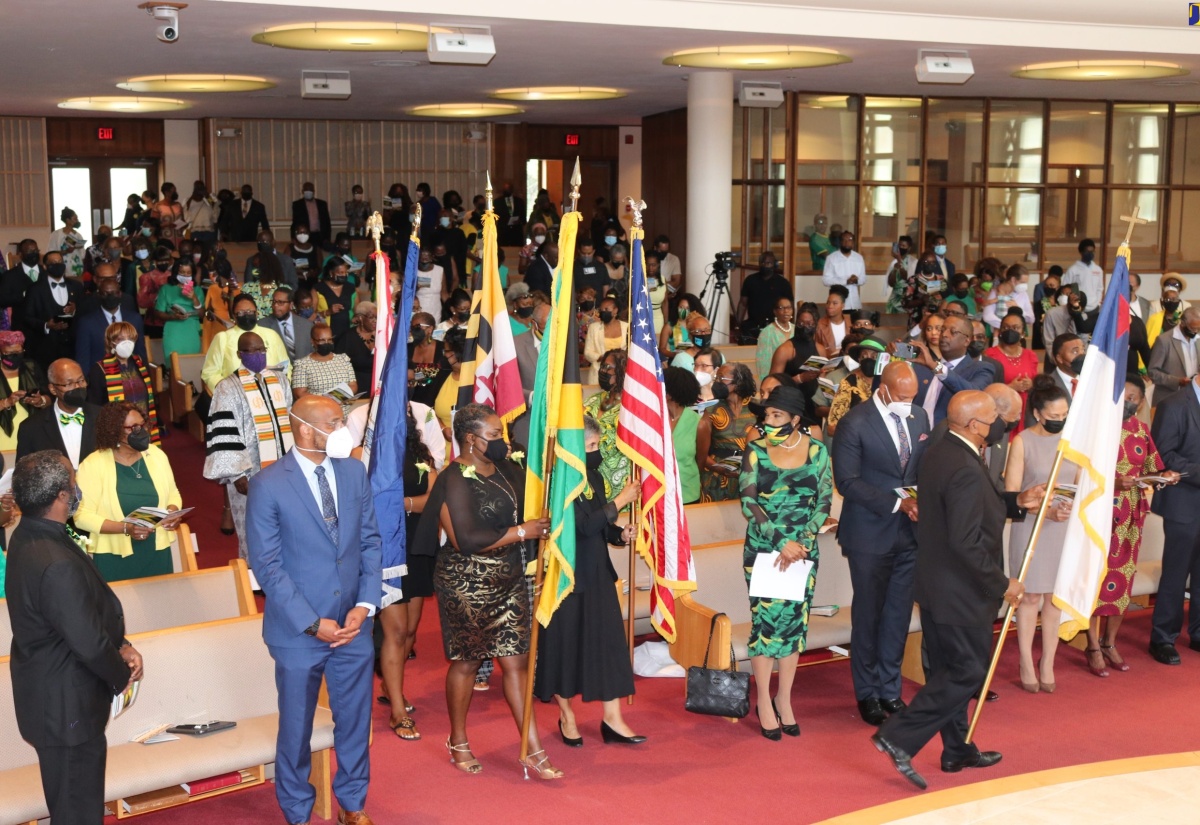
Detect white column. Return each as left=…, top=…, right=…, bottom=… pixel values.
left=686, top=71, right=734, bottom=343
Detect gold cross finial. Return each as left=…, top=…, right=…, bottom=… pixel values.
left=624, top=197, right=647, bottom=229
left=1120, top=205, right=1149, bottom=246
left=366, top=212, right=383, bottom=255
left=568, top=157, right=581, bottom=213
left=485, top=171, right=494, bottom=214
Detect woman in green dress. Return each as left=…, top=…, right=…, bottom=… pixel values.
left=154, top=259, right=202, bottom=360
left=698, top=363, right=758, bottom=502
left=755, top=296, right=793, bottom=382
left=739, top=385, right=833, bottom=740
left=582, top=349, right=631, bottom=501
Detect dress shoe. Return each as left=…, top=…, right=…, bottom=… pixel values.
left=880, top=698, right=906, bottom=714
left=559, top=719, right=583, bottom=748
left=857, top=698, right=887, bottom=726
left=600, top=721, right=647, bottom=744
left=772, top=699, right=800, bottom=737
left=870, top=733, right=926, bottom=790
left=1189, top=639, right=1200, bottom=653
left=1149, top=642, right=1181, bottom=666
left=755, top=706, right=782, bottom=741
left=985, top=690, right=1000, bottom=702
left=942, top=751, right=1003, bottom=773
left=338, top=811, right=375, bottom=825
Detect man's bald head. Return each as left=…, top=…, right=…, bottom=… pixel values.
left=93, top=262, right=118, bottom=280
left=879, top=360, right=917, bottom=403
left=237, top=331, right=264, bottom=352
left=947, top=389, right=995, bottom=430
left=290, top=394, right=345, bottom=452
left=985, top=383, right=1022, bottom=423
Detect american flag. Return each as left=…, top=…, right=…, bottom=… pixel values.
left=616, top=229, right=696, bottom=643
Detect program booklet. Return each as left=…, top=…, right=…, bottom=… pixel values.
left=800, top=354, right=843, bottom=372
left=123, top=506, right=193, bottom=530
left=894, top=486, right=918, bottom=501
left=1137, top=472, right=1187, bottom=487
left=327, top=382, right=366, bottom=405
left=1052, top=483, right=1078, bottom=507
left=111, top=680, right=140, bottom=720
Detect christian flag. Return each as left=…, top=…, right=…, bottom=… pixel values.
left=458, top=209, right=526, bottom=426
left=1050, top=246, right=1131, bottom=638
left=525, top=209, right=587, bottom=626
left=616, top=228, right=696, bottom=642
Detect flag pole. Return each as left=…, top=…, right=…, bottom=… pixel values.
left=965, top=448, right=1066, bottom=744
left=623, top=203, right=648, bottom=702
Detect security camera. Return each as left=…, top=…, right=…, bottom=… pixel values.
left=152, top=6, right=179, bottom=43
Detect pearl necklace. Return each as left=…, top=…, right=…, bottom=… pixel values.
left=774, top=320, right=794, bottom=335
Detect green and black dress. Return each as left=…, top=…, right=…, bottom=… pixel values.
left=739, top=437, right=833, bottom=658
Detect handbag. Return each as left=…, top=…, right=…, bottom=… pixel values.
left=684, top=613, right=750, bottom=718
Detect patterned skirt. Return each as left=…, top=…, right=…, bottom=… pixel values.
left=743, top=546, right=817, bottom=659
left=434, top=546, right=530, bottom=660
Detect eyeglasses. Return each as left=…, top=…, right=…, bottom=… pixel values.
left=50, top=377, right=87, bottom=389
left=123, top=423, right=146, bottom=432
left=272, top=299, right=291, bottom=306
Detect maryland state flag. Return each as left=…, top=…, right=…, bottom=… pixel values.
left=457, top=209, right=525, bottom=426
left=525, top=209, right=587, bottom=626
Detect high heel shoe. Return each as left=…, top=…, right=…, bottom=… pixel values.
left=771, top=699, right=800, bottom=737
left=446, top=737, right=482, bottom=774
left=1084, top=648, right=1110, bottom=678
left=600, top=721, right=646, bottom=744
left=559, top=719, right=583, bottom=748
left=1037, top=659, right=1056, bottom=694
left=1100, top=643, right=1131, bottom=672
left=519, top=749, right=564, bottom=780
left=755, top=706, right=782, bottom=741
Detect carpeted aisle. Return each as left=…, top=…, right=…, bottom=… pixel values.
left=141, top=437, right=1200, bottom=824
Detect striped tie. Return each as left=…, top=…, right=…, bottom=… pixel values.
left=314, top=465, right=339, bottom=545
left=891, top=412, right=911, bottom=473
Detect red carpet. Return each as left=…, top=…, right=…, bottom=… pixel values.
left=132, top=436, right=1200, bottom=824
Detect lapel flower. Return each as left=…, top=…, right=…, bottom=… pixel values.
left=414, top=462, right=431, bottom=483
left=509, top=450, right=525, bottom=467
left=460, top=463, right=478, bottom=481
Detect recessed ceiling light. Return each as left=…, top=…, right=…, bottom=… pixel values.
left=118, top=74, right=275, bottom=93
left=407, top=103, right=524, bottom=118
left=1013, top=60, right=1187, bottom=81
left=252, top=22, right=433, bottom=52
left=489, top=86, right=625, bottom=102
left=58, top=96, right=190, bottom=112
left=664, top=45, right=850, bottom=71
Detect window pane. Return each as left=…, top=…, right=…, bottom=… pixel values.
left=926, top=99, right=984, bottom=183
left=732, top=104, right=746, bottom=179
left=1112, top=104, right=1167, bottom=186
left=863, top=98, right=922, bottom=182
left=1047, top=103, right=1106, bottom=184
left=985, top=187, right=1040, bottom=264
left=988, top=100, right=1044, bottom=184
left=1043, top=188, right=1103, bottom=268
left=747, top=108, right=766, bottom=178
left=924, top=187, right=981, bottom=273
left=51, top=167, right=93, bottom=243
left=861, top=185, right=920, bottom=275
left=109, top=168, right=148, bottom=230
left=1170, top=104, right=1200, bottom=184
left=794, top=95, right=859, bottom=181
left=1167, top=189, right=1200, bottom=269
left=747, top=184, right=766, bottom=262
left=730, top=184, right=744, bottom=250
left=1107, top=189, right=1161, bottom=266
left=794, top=185, right=856, bottom=273
left=767, top=105, right=788, bottom=180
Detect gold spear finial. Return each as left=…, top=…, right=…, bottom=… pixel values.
left=569, top=157, right=581, bottom=213
left=409, top=203, right=422, bottom=243
left=485, top=171, right=494, bottom=214
left=366, top=211, right=383, bottom=255
left=624, top=196, right=647, bottom=229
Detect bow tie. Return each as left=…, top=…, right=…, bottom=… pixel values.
left=59, top=411, right=84, bottom=426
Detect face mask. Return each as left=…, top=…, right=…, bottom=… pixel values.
left=694, top=370, right=713, bottom=388
left=331, top=275, right=347, bottom=284
left=678, top=308, right=689, bottom=320
left=257, top=242, right=273, bottom=254
left=1014, top=282, right=1029, bottom=294
left=579, top=300, right=595, bottom=313
left=107, top=248, right=122, bottom=261
left=796, top=325, right=815, bottom=341
left=177, top=275, right=193, bottom=287
left=63, top=387, right=88, bottom=408
left=410, top=327, right=426, bottom=345
left=236, top=314, right=258, bottom=331
left=974, top=416, right=1007, bottom=447
left=599, top=310, right=614, bottom=324
left=604, top=236, right=617, bottom=247
left=294, top=415, right=354, bottom=459
left=481, top=436, right=509, bottom=464
left=1184, top=327, right=1198, bottom=340
left=1123, top=400, right=1140, bottom=420
left=881, top=387, right=912, bottom=420
left=242, top=192, right=253, bottom=201
left=126, top=428, right=151, bottom=452
left=354, top=193, right=363, bottom=201
left=711, top=381, right=730, bottom=401
left=1081, top=251, right=1094, bottom=264
left=586, top=450, right=603, bottom=473
left=598, top=371, right=613, bottom=392
left=239, top=351, right=267, bottom=373
left=114, top=340, right=136, bottom=359
left=840, top=244, right=854, bottom=253
left=290, top=234, right=308, bottom=246
left=966, top=340, right=986, bottom=359
left=440, top=217, right=451, bottom=228
left=516, top=306, right=534, bottom=319
left=1058, top=295, right=1070, bottom=306
left=1036, top=417, right=1065, bottom=435
left=303, top=191, right=314, bottom=201
left=155, top=261, right=170, bottom=272
left=99, top=293, right=122, bottom=311
left=860, top=358, right=877, bottom=377
left=141, top=227, right=154, bottom=237
left=1070, top=354, right=1086, bottom=376
left=67, top=484, right=82, bottom=518
left=1163, top=299, right=1180, bottom=313
left=21, top=251, right=40, bottom=267
left=980, top=280, right=993, bottom=292
left=298, top=307, right=315, bottom=319
left=192, top=252, right=202, bottom=263
left=216, top=248, right=228, bottom=260
left=455, top=310, right=471, bottom=323
left=46, top=263, right=66, bottom=278
left=2, top=353, right=23, bottom=371
left=999, top=329, right=1022, bottom=346
left=921, top=262, right=940, bottom=276
left=843, top=354, right=860, bottom=373
left=954, top=288, right=969, bottom=299
left=533, top=234, right=546, bottom=245
left=763, top=422, right=795, bottom=445
left=934, top=244, right=947, bottom=256
left=692, top=334, right=710, bottom=348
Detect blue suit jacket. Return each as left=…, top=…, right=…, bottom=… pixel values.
left=933, top=357, right=994, bottom=424
left=74, top=300, right=147, bottom=370
left=246, top=451, right=382, bottom=648
left=1150, top=387, right=1200, bottom=524
left=832, top=397, right=930, bottom=555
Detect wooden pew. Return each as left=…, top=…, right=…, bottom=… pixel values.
left=170, top=351, right=207, bottom=440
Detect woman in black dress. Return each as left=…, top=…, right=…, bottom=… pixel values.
left=414, top=403, right=561, bottom=779
left=768, top=303, right=829, bottom=415
left=535, top=415, right=646, bottom=746
left=377, top=405, right=437, bottom=742
left=336, top=302, right=376, bottom=395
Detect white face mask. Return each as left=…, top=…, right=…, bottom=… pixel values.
left=353, top=193, right=363, bottom=201
left=843, top=354, right=860, bottom=373
left=440, top=217, right=451, bottom=228
left=1014, top=282, right=1029, bottom=294
left=294, top=415, right=355, bottom=459
left=533, top=234, right=546, bottom=245
left=303, top=191, right=314, bottom=201
left=880, top=386, right=912, bottom=419
left=295, top=233, right=309, bottom=244
left=694, top=370, right=713, bottom=388
left=114, top=339, right=136, bottom=359
left=1057, top=295, right=1070, bottom=306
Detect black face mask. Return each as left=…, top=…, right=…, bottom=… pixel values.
left=859, top=358, right=876, bottom=377
left=516, top=306, right=534, bottom=319
left=257, top=242, right=273, bottom=254
left=1163, top=300, right=1181, bottom=313
left=455, top=310, right=471, bottom=323
left=1041, top=418, right=1066, bottom=435
left=62, top=387, right=88, bottom=408
left=921, top=263, right=940, bottom=275
left=1005, top=417, right=1018, bottom=433
left=236, top=314, right=258, bottom=331
left=578, top=301, right=595, bottom=313
left=1123, top=400, right=1140, bottom=420
left=2, top=353, right=24, bottom=371
left=21, top=251, right=40, bottom=267
left=314, top=342, right=335, bottom=356
left=1184, top=327, right=1198, bottom=340
left=101, top=294, right=122, bottom=311
left=46, top=263, right=66, bottom=278
left=711, top=381, right=730, bottom=401
left=691, top=334, right=710, bottom=348
left=1070, top=354, right=1086, bottom=376
left=966, top=341, right=986, bottom=359
left=481, top=436, right=508, bottom=464
left=410, top=328, right=426, bottom=345
left=598, top=371, right=613, bottom=392
left=840, top=245, right=853, bottom=254
left=126, top=428, right=151, bottom=452
left=998, top=329, right=1022, bottom=346
left=599, top=310, right=614, bottom=324
left=979, top=416, right=1007, bottom=447
left=155, top=261, right=171, bottom=272
left=216, top=248, right=228, bottom=260
left=586, top=450, right=603, bottom=474
left=954, top=288, right=969, bottom=299
left=796, top=325, right=815, bottom=341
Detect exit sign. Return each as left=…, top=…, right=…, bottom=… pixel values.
left=97, top=127, right=114, bottom=141
left=564, top=133, right=579, bottom=147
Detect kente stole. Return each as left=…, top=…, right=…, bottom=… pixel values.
left=101, top=355, right=160, bottom=443
left=238, top=368, right=293, bottom=466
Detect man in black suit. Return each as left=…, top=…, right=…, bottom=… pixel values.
left=228, top=183, right=270, bottom=242
left=22, top=251, right=83, bottom=371
left=833, top=361, right=930, bottom=726
left=872, top=390, right=1046, bottom=790
left=495, top=181, right=526, bottom=246
left=1, top=238, right=44, bottom=312
left=291, top=182, right=333, bottom=249
left=6, top=450, right=143, bottom=825
left=523, top=242, right=557, bottom=297
left=259, top=288, right=314, bottom=361
left=909, top=315, right=993, bottom=425
left=16, top=358, right=98, bottom=469
left=1148, top=377, right=1200, bottom=665
left=73, top=266, right=146, bottom=370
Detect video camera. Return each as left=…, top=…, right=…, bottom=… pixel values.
left=712, top=250, right=741, bottom=283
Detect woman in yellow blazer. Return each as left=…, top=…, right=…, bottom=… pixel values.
left=75, top=401, right=184, bottom=582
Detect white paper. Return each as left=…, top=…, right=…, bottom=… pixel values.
left=749, top=552, right=814, bottom=601
left=0, top=468, right=13, bottom=496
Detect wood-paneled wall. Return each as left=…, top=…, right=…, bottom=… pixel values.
left=641, top=108, right=688, bottom=282
left=45, top=117, right=164, bottom=158
left=0, top=117, right=50, bottom=227
left=492, top=124, right=619, bottom=199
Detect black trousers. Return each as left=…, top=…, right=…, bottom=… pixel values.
left=1151, top=518, right=1200, bottom=646
left=35, top=731, right=107, bottom=825
left=877, top=612, right=991, bottom=762
left=846, top=533, right=917, bottom=701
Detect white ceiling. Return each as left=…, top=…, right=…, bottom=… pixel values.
left=2, top=0, right=1198, bottom=125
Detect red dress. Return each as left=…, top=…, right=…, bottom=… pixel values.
left=984, top=345, right=1038, bottom=434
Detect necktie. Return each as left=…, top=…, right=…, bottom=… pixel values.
left=1070, top=378, right=1078, bottom=396
left=281, top=319, right=294, bottom=357
left=891, top=412, right=911, bottom=472
left=243, top=200, right=250, bottom=217
left=59, top=411, right=84, bottom=426
left=314, top=465, right=339, bottom=545
left=109, top=312, right=118, bottom=325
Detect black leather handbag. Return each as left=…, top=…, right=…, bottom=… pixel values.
left=684, top=613, right=750, bottom=718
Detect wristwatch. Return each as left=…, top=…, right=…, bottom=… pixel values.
left=517, top=525, right=527, bottom=539
left=304, top=618, right=321, bottom=637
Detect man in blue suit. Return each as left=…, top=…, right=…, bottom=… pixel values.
left=247, top=394, right=382, bottom=825
left=73, top=268, right=146, bottom=370
left=833, top=361, right=930, bottom=726
left=911, top=315, right=992, bottom=424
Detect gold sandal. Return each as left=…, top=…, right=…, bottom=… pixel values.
left=519, top=749, right=564, bottom=781
left=391, top=717, right=421, bottom=741
left=446, top=737, right=482, bottom=774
